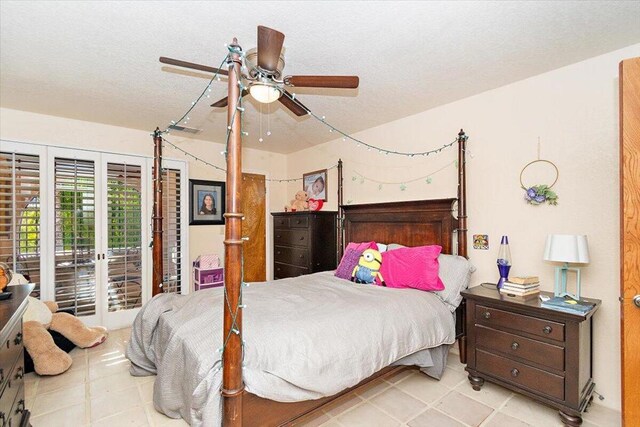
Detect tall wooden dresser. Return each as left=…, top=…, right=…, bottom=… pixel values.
left=1, top=284, right=33, bottom=427
left=272, top=212, right=337, bottom=279
left=462, top=286, right=600, bottom=427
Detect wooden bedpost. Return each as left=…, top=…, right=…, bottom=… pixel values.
left=457, top=129, right=468, bottom=259
left=456, top=129, right=468, bottom=364
left=337, top=159, right=344, bottom=260
left=152, top=127, right=164, bottom=297
left=222, top=38, right=245, bottom=427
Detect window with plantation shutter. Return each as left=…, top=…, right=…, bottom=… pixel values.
left=54, top=157, right=97, bottom=316
left=162, top=168, right=182, bottom=293
left=106, top=162, right=143, bottom=311
left=0, top=152, right=41, bottom=298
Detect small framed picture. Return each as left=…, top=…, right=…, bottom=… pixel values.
left=303, top=169, right=328, bottom=202
left=189, top=179, right=225, bottom=225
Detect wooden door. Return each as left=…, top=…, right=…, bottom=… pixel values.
left=619, top=57, right=640, bottom=427
left=241, top=173, right=266, bottom=282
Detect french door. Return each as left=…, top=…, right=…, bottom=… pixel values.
left=47, top=148, right=149, bottom=329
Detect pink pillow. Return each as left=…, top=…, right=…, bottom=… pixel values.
left=335, top=241, right=378, bottom=280
left=379, top=245, right=444, bottom=291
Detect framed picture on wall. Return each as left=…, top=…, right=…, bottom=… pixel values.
left=303, top=169, right=328, bottom=202
left=189, top=179, right=225, bottom=225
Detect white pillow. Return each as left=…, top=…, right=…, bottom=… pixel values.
left=386, top=243, right=475, bottom=311
left=436, top=254, right=475, bottom=312
left=376, top=243, right=388, bottom=253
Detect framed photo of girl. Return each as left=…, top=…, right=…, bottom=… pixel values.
left=303, top=169, right=328, bottom=202
left=189, top=179, right=226, bottom=225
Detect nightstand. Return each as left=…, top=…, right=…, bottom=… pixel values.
left=461, top=285, right=601, bottom=427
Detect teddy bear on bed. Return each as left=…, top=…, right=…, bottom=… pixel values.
left=284, top=190, right=309, bottom=212
left=23, top=296, right=108, bottom=375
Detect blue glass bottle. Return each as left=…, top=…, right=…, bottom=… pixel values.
left=496, top=235, right=512, bottom=290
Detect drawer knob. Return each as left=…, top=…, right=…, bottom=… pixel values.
left=299, top=236, right=304, bottom=241
left=483, top=311, right=491, bottom=319
left=511, top=368, right=519, bottom=377
left=15, top=367, right=23, bottom=380
left=296, top=220, right=301, bottom=224
left=276, top=235, right=281, bottom=238
left=276, top=251, right=281, bottom=255
left=511, top=342, right=519, bottom=350
left=14, top=332, right=22, bottom=345
left=299, top=255, right=304, bottom=259
left=16, top=399, right=25, bottom=414
left=543, top=326, right=553, bottom=334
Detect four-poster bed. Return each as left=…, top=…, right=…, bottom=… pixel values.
left=141, top=33, right=470, bottom=427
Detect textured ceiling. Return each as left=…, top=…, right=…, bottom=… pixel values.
left=1, top=1, right=639, bottom=153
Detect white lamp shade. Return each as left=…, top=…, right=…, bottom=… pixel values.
left=249, top=84, right=281, bottom=103
left=543, top=234, right=590, bottom=264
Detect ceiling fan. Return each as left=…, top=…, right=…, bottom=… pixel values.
left=159, top=25, right=359, bottom=117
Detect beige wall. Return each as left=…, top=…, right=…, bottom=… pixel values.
left=0, top=108, right=289, bottom=281
left=284, top=43, right=640, bottom=410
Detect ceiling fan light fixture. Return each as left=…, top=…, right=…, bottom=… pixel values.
left=249, top=83, right=281, bottom=104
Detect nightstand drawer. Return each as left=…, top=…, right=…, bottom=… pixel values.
left=476, top=325, right=564, bottom=371
left=274, top=229, right=309, bottom=248
left=274, top=246, right=309, bottom=267
left=274, top=262, right=308, bottom=278
left=477, top=349, right=565, bottom=401
left=476, top=305, right=565, bottom=342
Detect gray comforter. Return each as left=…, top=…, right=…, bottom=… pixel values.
left=126, top=271, right=455, bottom=426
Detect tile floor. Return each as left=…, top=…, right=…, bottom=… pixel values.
left=24, top=328, right=621, bottom=427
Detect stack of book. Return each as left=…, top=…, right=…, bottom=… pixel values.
left=541, top=296, right=596, bottom=314
left=499, top=276, right=540, bottom=298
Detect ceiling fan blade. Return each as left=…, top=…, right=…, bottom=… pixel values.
left=257, top=26, right=285, bottom=72
left=160, top=56, right=229, bottom=76
left=278, top=91, right=309, bottom=117
left=210, top=89, right=249, bottom=108
left=284, top=75, right=359, bottom=89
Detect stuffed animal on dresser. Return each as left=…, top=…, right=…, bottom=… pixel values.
left=23, top=297, right=108, bottom=375
left=284, top=190, right=309, bottom=212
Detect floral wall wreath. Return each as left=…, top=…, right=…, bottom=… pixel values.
left=520, top=159, right=559, bottom=205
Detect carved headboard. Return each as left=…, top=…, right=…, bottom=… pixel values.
left=342, top=198, right=459, bottom=255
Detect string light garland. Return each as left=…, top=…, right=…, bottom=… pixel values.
left=163, top=137, right=338, bottom=182
left=237, top=57, right=464, bottom=157
left=352, top=159, right=457, bottom=190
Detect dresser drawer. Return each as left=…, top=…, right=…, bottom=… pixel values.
left=288, top=216, right=309, bottom=228
left=273, top=216, right=309, bottom=229
left=476, top=305, right=564, bottom=342
left=274, top=229, right=309, bottom=248
left=0, top=321, right=23, bottom=393
left=0, top=356, right=24, bottom=426
left=274, top=246, right=309, bottom=268
left=274, top=262, right=308, bottom=279
left=9, top=385, right=26, bottom=427
left=477, top=349, right=564, bottom=401
left=476, top=325, right=564, bottom=371
left=274, top=216, right=288, bottom=228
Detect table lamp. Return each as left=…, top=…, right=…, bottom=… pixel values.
left=543, top=234, right=590, bottom=300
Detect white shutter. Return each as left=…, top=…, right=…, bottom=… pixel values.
left=162, top=168, right=182, bottom=293
left=0, top=152, right=41, bottom=297
left=54, top=157, right=97, bottom=316
left=106, top=162, right=143, bottom=311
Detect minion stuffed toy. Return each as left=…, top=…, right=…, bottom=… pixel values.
left=351, top=249, right=386, bottom=286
